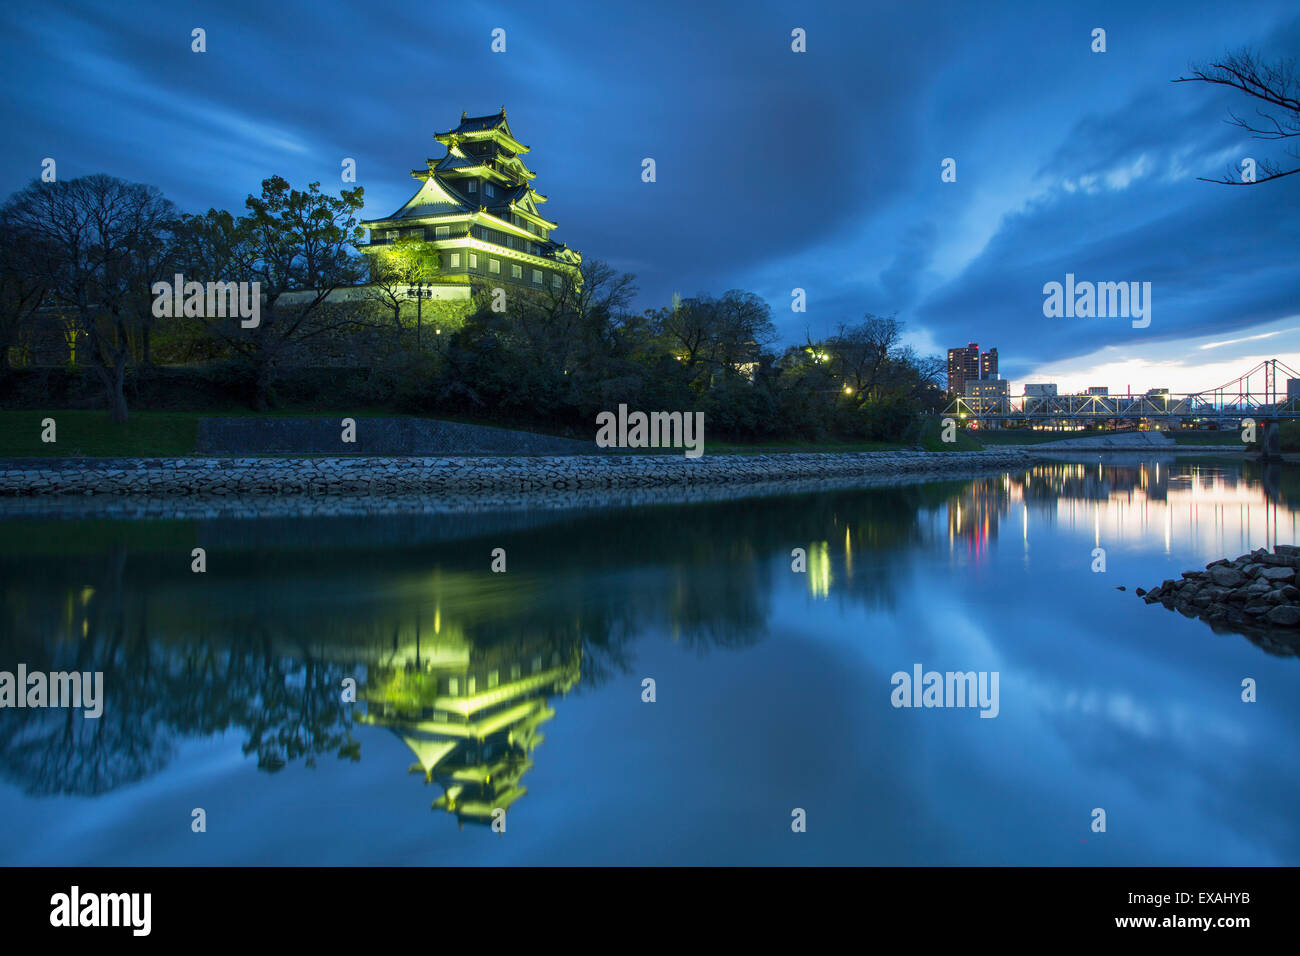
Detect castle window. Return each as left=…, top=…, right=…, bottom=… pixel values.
left=552, top=274, right=561, bottom=289
left=511, top=264, right=522, bottom=279
left=484, top=183, right=496, bottom=198
left=384, top=229, right=398, bottom=240
left=449, top=253, right=460, bottom=268
left=490, top=258, right=500, bottom=274
left=532, top=269, right=542, bottom=285
left=466, top=179, right=478, bottom=194
left=435, top=225, right=449, bottom=238
left=468, top=253, right=477, bottom=269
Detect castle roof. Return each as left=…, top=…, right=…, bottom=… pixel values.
left=390, top=176, right=472, bottom=220
left=434, top=107, right=529, bottom=154
left=360, top=108, right=579, bottom=270
left=449, top=109, right=510, bottom=135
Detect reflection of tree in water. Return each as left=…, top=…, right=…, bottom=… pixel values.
left=0, top=548, right=359, bottom=795
left=0, top=695, right=176, bottom=797
left=0, top=546, right=176, bottom=795
left=0, top=480, right=957, bottom=801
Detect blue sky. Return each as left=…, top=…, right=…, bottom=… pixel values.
left=1, top=0, right=1296, bottom=392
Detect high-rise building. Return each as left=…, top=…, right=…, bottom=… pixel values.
left=980, top=347, right=998, bottom=380
left=947, top=343, right=980, bottom=396
left=947, top=342, right=999, bottom=395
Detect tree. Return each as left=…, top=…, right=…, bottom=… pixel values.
left=561, top=258, right=638, bottom=343
left=362, top=235, right=440, bottom=327
left=168, top=207, right=242, bottom=362
left=174, top=177, right=367, bottom=408
left=1175, top=50, right=1300, bottom=184
left=654, top=290, right=775, bottom=390
left=4, top=175, right=176, bottom=421
left=0, top=205, right=51, bottom=373
left=712, top=290, right=776, bottom=378
left=826, top=313, right=903, bottom=403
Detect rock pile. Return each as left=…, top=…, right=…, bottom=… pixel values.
left=1138, top=545, right=1300, bottom=633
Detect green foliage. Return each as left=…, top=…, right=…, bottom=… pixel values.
left=1277, top=421, right=1300, bottom=452
left=0, top=161, right=950, bottom=441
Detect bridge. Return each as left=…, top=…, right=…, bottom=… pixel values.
left=942, top=359, right=1300, bottom=425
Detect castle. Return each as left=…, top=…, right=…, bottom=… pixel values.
left=360, top=108, right=582, bottom=293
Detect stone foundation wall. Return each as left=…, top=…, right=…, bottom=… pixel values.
left=0, top=449, right=1037, bottom=498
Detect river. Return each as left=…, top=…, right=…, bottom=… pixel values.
left=1, top=454, right=1297, bottom=864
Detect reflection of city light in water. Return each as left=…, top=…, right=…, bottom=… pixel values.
left=944, top=463, right=1296, bottom=562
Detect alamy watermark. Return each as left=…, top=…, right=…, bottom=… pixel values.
left=890, top=663, right=999, bottom=718
left=595, top=404, right=705, bottom=458
left=50, top=886, right=150, bottom=936
left=0, top=665, right=103, bottom=718
left=151, top=273, right=260, bottom=327
left=1042, top=273, right=1151, bottom=329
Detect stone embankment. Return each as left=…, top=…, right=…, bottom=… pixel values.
left=0, top=449, right=1037, bottom=498
left=1139, top=545, right=1300, bottom=632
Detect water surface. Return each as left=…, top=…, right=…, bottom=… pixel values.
left=2, top=456, right=1298, bottom=865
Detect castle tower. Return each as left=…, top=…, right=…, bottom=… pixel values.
left=360, top=107, right=582, bottom=292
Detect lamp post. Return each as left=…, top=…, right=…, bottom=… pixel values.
left=405, top=282, right=433, bottom=348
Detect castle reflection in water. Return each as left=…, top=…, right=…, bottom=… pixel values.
left=357, top=615, right=580, bottom=827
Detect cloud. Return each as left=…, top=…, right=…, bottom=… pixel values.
left=1, top=0, right=1296, bottom=375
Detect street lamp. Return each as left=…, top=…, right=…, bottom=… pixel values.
left=405, top=282, right=434, bottom=348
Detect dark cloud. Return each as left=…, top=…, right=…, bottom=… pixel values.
left=1, top=0, right=1296, bottom=370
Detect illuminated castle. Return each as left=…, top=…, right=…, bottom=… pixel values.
left=360, top=107, right=582, bottom=293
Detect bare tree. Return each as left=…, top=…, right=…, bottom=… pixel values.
left=565, top=258, right=638, bottom=339
left=655, top=289, right=774, bottom=384
left=1175, top=50, right=1300, bottom=184
left=713, top=290, right=776, bottom=376
left=657, top=296, right=713, bottom=371
left=5, top=175, right=176, bottom=421
left=827, top=313, right=903, bottom=402
left=0, top=205, right=51, bottom=373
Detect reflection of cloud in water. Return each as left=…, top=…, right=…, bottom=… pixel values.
left=1016, top=675, right=1249, bottom=749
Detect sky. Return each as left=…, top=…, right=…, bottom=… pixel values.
left=1, top=0, right=1297, bottom=394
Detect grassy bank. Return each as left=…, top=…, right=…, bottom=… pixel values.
left=964, top=429, right=1088, bottom=445
left=15, top=409, right=1277, bottom=459
left=0, top=410, right=203, bottom=457
left=0, top=408, right=571, bottom=458
left=0, top=409, right=926, bottom=458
